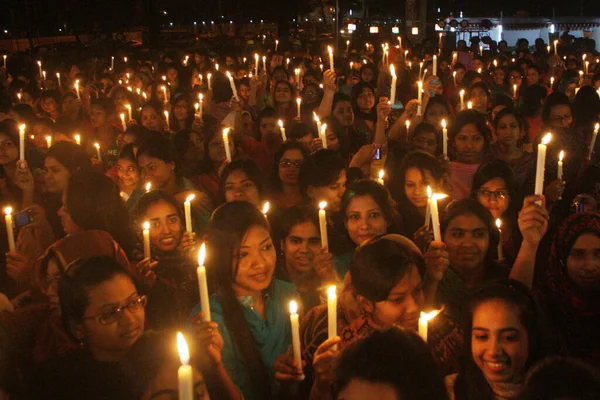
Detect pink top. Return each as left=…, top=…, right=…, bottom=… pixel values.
left=450, top=162, right=480, bottom=200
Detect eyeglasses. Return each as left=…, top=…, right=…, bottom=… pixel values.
left=279, top=159, right=303, bottom=168
left=477, top=189, right=509, bottom=200
left=549, top=114, right=572, bottom=123
left=509, top=75, right=522, bottom=80
left=84, top=295, right=147, bottom=325
left=358, top=92, right=375, bottom=99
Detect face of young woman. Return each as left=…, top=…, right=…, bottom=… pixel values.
left=207, top=135, right=235, bottom=164
left=470, top=88, right=488, bottom=112
left=443, top=213, right=490, bottom=273
left=116, top=158, right=140, bottom=189
left=361, top=68, right=374, bottom=83
left=173, top=100, right=188, bottom=121
left=525, top=68, right=539, bottom=86
left=337, top=380, right=400, bottom=400
left=144, top=199, right=183, bottom=253
left=495, top=114, right=521, bottom=148
left=232, top=226, right=276, bottom=297
left=57, top=191, right=82, bottom=234
left=356, top=88, right=375, bottom=112
left=89, top=105, right=108, bottom=129
left=332, top=100, right=355, bottom=127
left=0, top=133, right=18, bottom=166
left=137, top=155, right=175, bottom=190
left=141, top=107, right=164, bottom=132
left=566, top=233, right=600, bottom=291
left=44, top=156, right=71, bottom=194
left=476, top=178, right=510, bottom=220
left=274, top=82, right=292, bottom=103
left=411, top=132, right=438, bottom=156
left=324, top=127, right=341, bottom=151
left=142, top=363, right=210, bottom=400
left=425, top=103, right=449, bottom=128
left=239, top=84, right=251, bottom=102
left=454, top=123, right=485, bottom=164
left=493, top=69, right=505, bottom=85
left=471, top=299, right=529, bottom=385
left=282, top=221, right=321, bottom=274
left=78, top=274, right=145, bottom=360
left=223, top=169, right=261, bottom=206
left=278, top=149, right=304, bottom=186
left=548, top=104, right=573, bottom=129
left=308, top=170, right=347, bottom=213
left=404, top=168, right=436, bottom=210
left=345, top=195, right=389, bottom=246
left=370, top=265, right=423, bottom=331
left=42, top=97, right=59, bottom=115
left=62, top=96, right=79, bottom=116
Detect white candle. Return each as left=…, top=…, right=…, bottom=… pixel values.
left=184, top=194, right=195, bottom=233
left=320, top=123, right=328, bottom=149
left=226, top=71, right=239, bottom=100
left=2, top=55, right=5, bottom=68
left=124, top=56, right=128, bottom=64
left=418, top=61, right=423, bottom=79
left=418, top=309, right=441, bottom=342
left=164, top=110, right=170, bottom=131
left=74, top=134, right=81, bottom=145
left=328, top=46, right=334, bottom=71
left=42, top=70, right=46, bottom=81
left=198, top=93, right=203, bottom=119
left=262, top=201, right=270, bottom=216
left=425, top=186, right=432, bottom=228
left=459, top=89, right=465, bottom=109
left=161, top=85, right=168, bottom=102
left=56, top=72, right=61, bottom=88
left=110, top=56, right=114, bottom=70
left=207, top=73, right=212, bottom=91
left=45, top=136, right=52, bottom=149
left=197, top=244, right=211, bottom=321
left=554, top=40, right=558, bottom=53
left=177, top=332, right=194, bottom=400
left=278, top=120, right=287, bottom=141
left=18, top=124, right=25, bottom=161
left=143, top=221, right=151, bottom=259
left=254, top=53, right=259, bottom=76
left=262, top=56, right=267, bottom=73
left=120, top=113, right=127, bottom=131
left=295, top=68, right=301, bottom=86
left=441, top=119, right=448, bottom=158
left=215, top=63, right=219, bottom=72
left=585, top=61, right=589, bottom=75
left=74, top=80, right=81, bottom=100
left=513, top=84, right=517, bottom=98
left=406, top=120, right=411, bottom=137
left=318, top=201, right=328, bottom=248
left=15, top=92, right=21, bottom=103
left=4, top=207, right=15, bottom=252
left=557, top=150, right=564, bottom=180
left=37, top=61, right=42, bottom=78
left=125, top=104, right=132, bottom=121
left=390, top=65, right=397, bottom=105
left=289, top=301, right=305, bottom=379
left=432, top=55, right=437, bottom=76
left=377, top=169, right=385, bottom=185
left=467, top=101, right=473, bottom=110
left=296, top=97, right=302, bottom=117
left=313, top=112, right=321, bottom=134
left=535, top=133, right=552, bottom=198
left=588, top=123, right=599, bottom=160
left=327, top=285, right=337, bottom=340
left=430, top=192, right=442, bottom=242
left=222, top=128, right=232, bottom=162
left=496, top=218, right=503, bottom=260
left=94, top=143, right=102, bottom=162
left=550, top=76, right=555, bottom=88
left=417, top=81, right=423, bottom=116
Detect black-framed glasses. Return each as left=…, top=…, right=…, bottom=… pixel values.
left=84, top=295, right=147, bottom=325
left=279, top=159, right=303, bottom=168
left=477, top=189, right=509, bottom=200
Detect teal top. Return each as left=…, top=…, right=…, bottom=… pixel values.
left=333, top=252, right=353, bottom=280
left=189, top=279, right=298, bottom=400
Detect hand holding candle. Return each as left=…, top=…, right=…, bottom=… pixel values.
left=328, top=46, right=334, bottom=71
left=177, top=332, right=194, bottom=400
left=289, top=301, right=305, bottom=380
left=4, top=207, right=15, bottom=252
left=18, top=124, right=25, bottom=161
left=226, top=71, right=239, bottom=100
left=318, top=201, right=328, bottom=249
left=184, top=194, right=195, bottom=233
left=197, top=244, right=211, bottom=321
left=143, top=221, right=151, bottom=259
left=535, top=133, right=552, bottom=200
left=389, top=64, right=397, bottom=106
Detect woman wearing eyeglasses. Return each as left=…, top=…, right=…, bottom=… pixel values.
left=271, top=141, right=308, bottom=211
left=33, top=255, right=145, bottom=399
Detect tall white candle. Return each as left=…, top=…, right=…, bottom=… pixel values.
left=432, top=55, right=437, bottom=76
left=177, top=333, right=194, bottom=400
left=254, top=53, right=259, bottom=76
left=4, top=207, right=15, bottom=252
left=327, top=285, right=337, bottom=340
left=588, top=123, right=599, bottom=160
left=453, top=71, right=457, bottom=86
left=425, top=186, right=432, bottom=228
left=535, top=133, right=552, bottom=197
left=275, top=39, right=279, bottom=51
left=554, top=40, right=559, bottom=53
left=417, top=81, right=423, bottom=116
left=143, top=221, right=151, bottom=259
left=296, top=97, right=302, bottom=117
left=3, top=55, right=6, bottom=68
left=557, top=150, right=564, bottom=180
left=164, top=110, right=170, bottom=131
left=74, top=80, right=81, bottom=101
left=110, top=56, right=114, bottom=70
left=430, top=193, right=442, bottom=242
left=289, top=301, right=305, bottom=379
left=418, top=61, right=423, bottom=79
left=460, top=89, right=465, bottom=109
left=262, top=56, right=267, bottom=73
left=313, top=112, right=321, bottom=134
left=496, top=218, right=503, bottom=260
left=184, top=194, right=195, bottom=233
left=222, top=128, right=232, bottom=162
left=37, top=61, right=42, bottom=78
left=94, top=143, right=102, bottom=162
left=320, top=124, right=328, bottom=149
left=418, top=309, right=441, bottom=342
left=318, top=201, right=328, bottom=248
left=161, top=85, right=168, bottom=103
left=120, top=113, right=127, bottom=131
left=207, top=73, right=212, bottom=91
left=441, top=119, right=448, bottom=158
left=125, top=104, right=132, bottom=121
left=390, top=65, right=397, bottom=105
left=513, top=84, right=517, bottom=98
left=278, top=120, right=287, bottom=141
left=18, top=124, right=25, bottom=161
left=328, top=46, right=334, bottom=71
left=198, top=93, right=203, bottom=119
left=295, top=68, right=301, bottom=86
left=226, top=71, right=239, bottom=100
left=197, top=244, right=211, bottom=321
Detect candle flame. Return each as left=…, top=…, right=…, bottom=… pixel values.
left=262, top=201, right=270, bottom=215
left=198, top=243, right=206, bottom=265
left=541, top=133, right=552, bottom=145
left=319, top=201, right=327, bottom=210
left=223, top=127, right=230, bottom=137
left=289, top=300, right=298, bottom=314
left=278, top=120, right=283, bottom=128
left=496, top=218, right=502, bottom=229
left=296, top=97, right=301, bottom=105
left=185, top=194, right=196, bottom=203
left=145, top=182, right=152, bottom=192
left=177, top=332, right=190, bottom=366
left=390, top=64, right=395, bottom=76
left=226, top=71, right=232, bottom=78
left=320, top=124, right=327, bottom=135
left=427, top=185, right=432, bottom=198
left=200, top=93, right=204, bottom=101
left=406, top=120, right=411, bottom=129
left=327, top=45, right=333, bottom=54
left=327, top=285, right=336, bottom=299
left=313, top=112, right=320, bottom=123
left=4, top=206, right=12, bottom=215
left=459, top=89, right=465, bottom=96
left=433, top=193, right=448, bottom=201
left=420, top=309, right=442, bottom=322
left=143, top=221, right=150, bottom=230
left=453, top=71, right=457, bottom=77
left=125, top=104, right=131, bottom=110
left=467, top=101, right=473, bottom=109
left=94, top=142, right=100, bottom=149
left=559, top=150, right=564, bottom=161
left=441, top=119, right=446, bottom=129
left=74, top=134, right=81, bottom=144
left=378, top=169, right=384, bottom=180
left=594, top=123, right=599, bottom=132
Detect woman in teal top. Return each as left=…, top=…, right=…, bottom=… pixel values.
left=190, top=201, right=301, bottom=400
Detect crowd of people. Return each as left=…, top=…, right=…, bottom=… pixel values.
left=0, top=30, right=599, bottom=399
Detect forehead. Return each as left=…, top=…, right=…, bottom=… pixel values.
left=447, top=213, right=486, bottom=230
left=145, top=199, right=178, bottom=218
left=288, top=220, right=318, bottom=237
left=472, top=299, right=523, bottom=329
left=282, top=149, right=304, bottom=159
left=388, top=264, right=421, bottom=294
left=225, top=169, right=250, bottom=182
left=457, top=123, right=481, bottom=136
left=347, top=194, right=382, bottom=212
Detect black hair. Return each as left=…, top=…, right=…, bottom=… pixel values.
left=331, top=92, right=352, bottom=112
left=287, top=122, right=313, bottom=141
left=217, top=158, right=265, bottom=204
left=136, top=133, right=178, bottom=167
left=448, top=109, right=492, bottom=157
left=471, top=159, right=520, bottom=222
left=271, top=140, right=308, bottom=192
left=520, top=84, right=548, bottom=117
left=334, top=327, right=449, bottom=400
left=276, top=205, right=319, bottom=245
left=542, top=91, right=572, bottom=126
left=573, top=85, right=600, bottom=129
left=117, top=143, right=137, bottom=163
left=257, top=106, right=278, bottom=125
left=341, top=179, right=396, bottom=225
left=46, top=141, right=93, bottom=175
left=298, top=149, right=346, bottom=199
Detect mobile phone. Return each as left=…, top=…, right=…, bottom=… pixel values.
left=373, top=148, right=381, bottom=160
left=14, top=210, right=33, bottom=229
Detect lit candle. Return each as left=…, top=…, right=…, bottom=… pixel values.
left=467, top=101, right=473, bottom=109
left=222, top=128, right=232, bottom=162
left=295, top=68, right=301, bottom=86
left=145, top=182, right=152, bottom=192
left=588, top=123, right=599, bottom=160
left=585, top=61, right=589, bottom=75
left=327, top=285, right=337, bottom=341
left=4, top=207, right=15, bottom=252
left=313, top=112, right=321, bottom=134
left=110, top=56, right=114, bottom=70
left=429, top=192, right=443, bottom=241
left=94, top=143, right=102, bottom=162
left=164, top=110, right=170, bottom=131
left=42, top=70, right=46, bottom=81
left=418, top=61, right=423, bottom=79
left=184, top=194, right=195, bottom=233
left=550, top=76, right=555, bottom=88
left=389, top=65, right=397, bottom=105
left=406, top=120, right=411, bottom=137
left=2, top=55, right=5, bottom=68
left=453, top=71, right=457, bottom=86
left=207, top=73, right=212, bottom=91
left=120, top=113, right=127, bottom=131
left=328, top=46, right=334, bottom=71
left=124, top=56, right=128, bottom=64
left=496, top=218, right=503, bottom=260
left=56, top=72, right=61, bottom=88
left=262, top=201, right=270, bottom=217
left=262, top=56, right=267, bottom=73
left=37, top=60, right=42, bottom=78
left=554, top=39, right=558, bottom=53
left=513, top=84, right=517, bottom=98
left=289, top=300, right=305, bottom=379
left=417, top=81, right=423, bottom=116
left=74, top=134, right=81, bottom=145
left=74, top=80, right=81, bottom=101
left=425, top=186, right=432, bottom=228
left=418, top=309, right=441, bottom=342
left=45, top=136, right=52, bottom=149
left=534, top=133, right=552, bottom=199
left=143, top=221, right=151, bottom=259
left=479, top=45, right=483, bottom=55
left=197, top=244, right=211, bottom=321
left=198, top=93, right=203, bottom=119
left=318, top=123, right=327, bottom=149
left=377, top=169, right=385, bottom=185
left=161, top=85, right=168, bottom=102
left=557, top=150, right=564, bottom=180
left=18, top=124, right=25, bottom=161
left=278, top=120, right=287, bottom=141
left=432, top=55, right=437, bottom=76
left=254, top=53, right=259, bottom=76
left=226, top=71, right=239, bottom=100
left=275, top=39, right=279, bottom=51
left=296, top=97, right=302, bottom=117
left=176, top=332, right=194, bottom=400
left=215, top=63, right=219, bottom=71
left=441, top=119, right=448, bottom=158
left=125, top=104, right=132, bottom=121
left=318, top=201, right=328, bottom=248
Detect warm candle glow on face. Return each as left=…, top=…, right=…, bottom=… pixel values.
left=542, top=133, right=552, bottom=145
left=143, top=221, right=150, bottom=230
left=177, top=332, right=190, bottom=366
left=559, top=150, right=564, bottom=161
left=262, top=201, right=270, bottom=215
left=290, top=300, right=298, bottom=314
left=319, top=201, right=327, bottom=210
left=198, top=243, right=206, bottom=265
